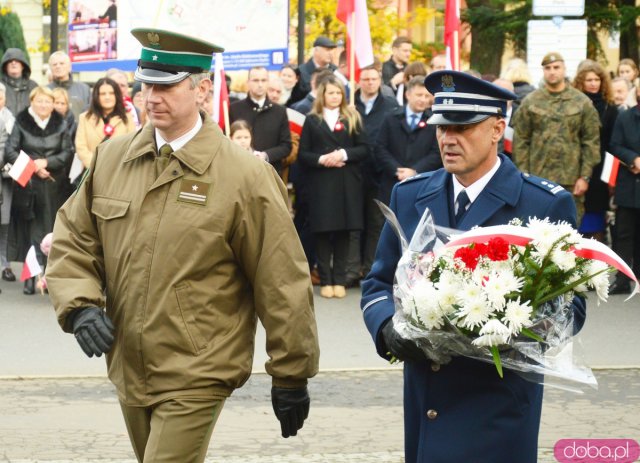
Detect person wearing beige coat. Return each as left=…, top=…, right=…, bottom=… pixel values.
left=75, top=77, right=137, bottom=168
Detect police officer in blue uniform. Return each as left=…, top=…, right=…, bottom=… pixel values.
left=361, top=71, right=587, bottom=463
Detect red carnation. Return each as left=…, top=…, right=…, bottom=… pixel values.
left=487, top=237, right=509, bottom=261
left=334, top=121, right=344, bottom=132
left=454, top=246, right=480, bottom=270
left=474, top=242, right=489, bottom=257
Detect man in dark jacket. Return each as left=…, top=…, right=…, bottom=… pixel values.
left=1, top=48, right=38, bottom=116
left=47, top=51, right=91, bottom=118
left=298, top=37, right=337, bottom=94
left=609, top=89, right=640, bottom=294
left=381, top=37, right=412, bottom=90
left=230, top=66, right=291, bottom=175
left=345, top=65, right=399, bottom=285
left=376, top=76, right=441, bottom=205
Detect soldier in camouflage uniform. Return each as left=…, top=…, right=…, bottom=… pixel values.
left=512, top=52, right=600, bottom=221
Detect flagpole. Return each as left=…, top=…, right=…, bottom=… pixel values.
left=223, top=100, right=230, bottom=137
left=349, top=11, right=356, bottom=107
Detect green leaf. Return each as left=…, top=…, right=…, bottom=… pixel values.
left=490, top=346, right=504, bottom=378
left=521, top=327, right=544, bottom=343
left=533, top=267, right=612, bottom=307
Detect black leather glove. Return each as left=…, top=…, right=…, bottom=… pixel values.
left=71, top=306, right=115, bottom=358
left=381, top=318, right=426, bottom=362
left=271, top=386, right=310, bottom=438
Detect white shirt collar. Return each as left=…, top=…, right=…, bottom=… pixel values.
left=251, top=96, right=266, bottom=108
left=155, top=115, right=203, bottom=153
left=28, top=107, right=50, bottom=130
left=405, top=106, right=423, bottom=120
left=452, top=156, right=502, bottom=204
left=323, top=107, right=341, bottom=130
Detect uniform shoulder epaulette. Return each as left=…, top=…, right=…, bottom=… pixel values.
left=399, top=171, right=434, bottom=186
left=521, top=172, right=565, bottom=195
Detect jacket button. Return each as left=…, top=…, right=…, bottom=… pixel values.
left=427, top=409, right=438, bottom=420
left=431, top=363, right=440, bottom=372
left=172, top=170, right=178, bottom=176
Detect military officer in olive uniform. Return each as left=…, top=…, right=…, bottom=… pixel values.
left=46, top=29, right=319, bottom=463
left=512, top=52, right=601, bottom=221
left=361, top=71, right=587, bottom=463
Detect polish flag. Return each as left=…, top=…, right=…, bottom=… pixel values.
left=286, top=108, right=306, bottom=135
left=21, top=245, right=42, bottom=282
left=336, top=0, right=374, bottom=82
left=503, top=126, right=514, bottom=154
left=444, top=0, right=461, bottom=70
left=8, top=151, right=37, bottom=187
left=600, top=152, right=620, bottom=187
left=212, top=53, right=230, bottom=135
left=124, top=97, right=141, bottom=128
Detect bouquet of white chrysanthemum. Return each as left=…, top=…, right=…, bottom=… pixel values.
left=379, top=204, right=638, bottom=391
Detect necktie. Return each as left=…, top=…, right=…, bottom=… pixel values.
left=455, top=190, right=470, bottom=225
left=155, top=143, right=173, bottom=179
left=409, top=114, right=418, bottom=130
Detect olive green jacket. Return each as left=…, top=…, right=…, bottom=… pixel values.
left=47, top=114, right=319, bottom=406
left=512, top=85, right=601, bottom=186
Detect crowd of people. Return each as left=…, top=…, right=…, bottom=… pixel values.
left=1, top=39, right=639, bottom=299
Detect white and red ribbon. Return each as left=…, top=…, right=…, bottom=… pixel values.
left=444, top=224, right=639, bottom=297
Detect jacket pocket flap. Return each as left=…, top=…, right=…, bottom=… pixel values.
left=91, top=196, right=130, bottom=220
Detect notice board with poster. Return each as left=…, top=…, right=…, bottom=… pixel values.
left=69, top=0, right=289, bottom=72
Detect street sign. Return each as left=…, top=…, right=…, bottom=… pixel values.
left=533, top=0, right=585, bottom=17
left=526, top=19, right=588, bottom=86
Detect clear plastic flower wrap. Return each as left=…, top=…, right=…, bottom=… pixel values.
left=377, top=201, right=639, bottom=393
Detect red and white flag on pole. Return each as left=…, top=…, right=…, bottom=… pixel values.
left=600, top=151, right=620, bottom=187
left=503, top=126, right=514, bottom=154
left=286, top=108, right=306, bottom=135
left=444, top=0, right=461, bottom=70
left=21, top=245, right=42, bottom=282
left=212, top=53, right=230, bottom=136
left=8, top=151, right=37, bottom=187
left=336, top=0, right=374, bottom=82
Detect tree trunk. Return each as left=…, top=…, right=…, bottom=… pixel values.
left=466, top=0, right=506, bottom=75
left=619, top=0, right=639, bottom=64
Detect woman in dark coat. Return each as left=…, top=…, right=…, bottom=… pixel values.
left=298, top=74, right=368, bottom=298
left=280, top=64, right=306, bottom=108
left=572, top=60, right=619, bottom=242
left=5, top=86, right=72, bottom=294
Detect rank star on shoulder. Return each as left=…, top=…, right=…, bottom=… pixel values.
left=192, top=185, right=199, bottom=191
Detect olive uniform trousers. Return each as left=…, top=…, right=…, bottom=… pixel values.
left=120, top=397, right=225, bottom=463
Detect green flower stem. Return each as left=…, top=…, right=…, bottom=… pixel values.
left=490, top=346, right=504, bottom=378
left=533, top=267, right=612, bottom=308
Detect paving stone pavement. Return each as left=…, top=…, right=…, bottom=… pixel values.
left=0, top=368, right=638, bottom=462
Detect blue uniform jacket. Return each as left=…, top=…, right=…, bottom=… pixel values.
left=361, top=154, right=587, bottom=463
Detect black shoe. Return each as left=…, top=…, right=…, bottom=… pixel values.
left=2, top=268, right=16, bottom=282
left=345, top=277, right=361, bottom=288
left=609, top=280, right=631, bottom=295
left=23, top=278, right=35, bottom=295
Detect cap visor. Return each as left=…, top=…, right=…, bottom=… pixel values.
left=427, top=112, right=492, bottom=125
left=134, top=67, right=191, bottom=85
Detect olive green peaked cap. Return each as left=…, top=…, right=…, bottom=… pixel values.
left=131, top=28, right=224, bottom=85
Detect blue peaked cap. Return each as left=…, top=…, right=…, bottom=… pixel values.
left=424, top=71, right=517, bottom=125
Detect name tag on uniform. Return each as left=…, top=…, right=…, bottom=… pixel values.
left=177, top=179, right=210, bottom=206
